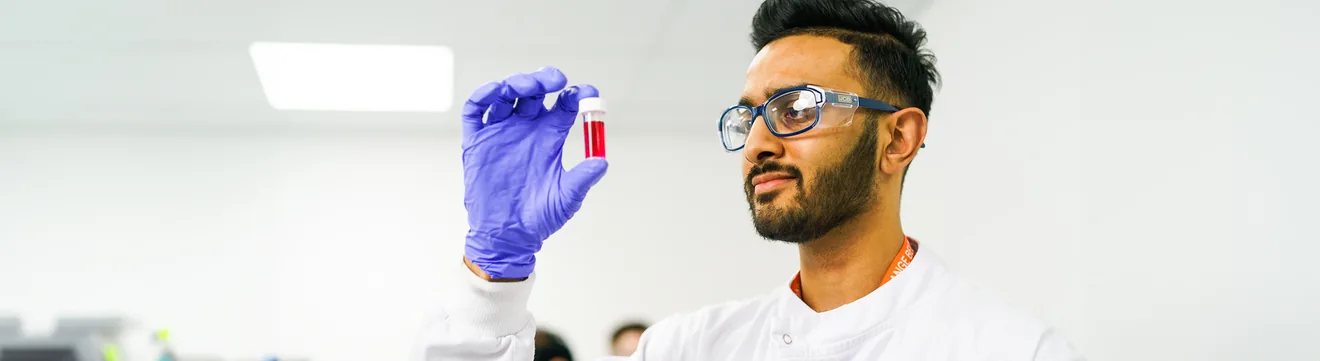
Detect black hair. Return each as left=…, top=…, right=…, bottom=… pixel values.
left=610, top=322, right=649, bottom=344
left=751, top=0, right=939, bottom=186
left=534, top=329, right=574, bottom=361
left=750, top=0, right=940, bottom=117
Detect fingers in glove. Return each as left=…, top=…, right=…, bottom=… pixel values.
left=509, top=66, right=567, bottom=117
left=484, top=73, right=528, bottom=125
left=561, top=158, right=610, bottom=208
left=505, top=73, right=546, bottom=118
left=547, top=84, right=601, bottom=130
left=460, top=80, right=504, bottom=138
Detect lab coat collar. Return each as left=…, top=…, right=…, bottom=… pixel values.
left=771, top=247, right=943, bottom=349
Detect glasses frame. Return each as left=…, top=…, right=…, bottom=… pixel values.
left=719, top=85, right=901, bottom=151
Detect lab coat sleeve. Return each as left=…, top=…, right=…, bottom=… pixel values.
left=415, top=262, right=537, bottom=361
left=1032, top=328, right=1087, bottom=361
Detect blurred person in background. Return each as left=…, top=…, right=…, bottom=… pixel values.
left=607, top=322, right=647, bottom=357
left=421, top=0, right=1084, bottom=360
left=534, top=329, right=573, bottom=361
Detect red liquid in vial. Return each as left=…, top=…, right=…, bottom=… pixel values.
left=583, top=120, right=606, bottom=158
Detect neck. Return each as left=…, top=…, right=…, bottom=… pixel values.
left=796, top=203, right=905, bottom=312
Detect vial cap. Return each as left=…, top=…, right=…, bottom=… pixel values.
left=578, top=97, right=606, bottom=112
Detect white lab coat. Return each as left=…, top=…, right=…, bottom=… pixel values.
left=418, top=248, right=1085, bottom=361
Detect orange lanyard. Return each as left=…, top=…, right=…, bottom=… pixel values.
left=790, top=237, right=917, bottom=299
left=882, top=236, right=917, bottom=284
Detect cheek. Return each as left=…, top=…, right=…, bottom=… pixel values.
left=783, top=138, right=844, bottom=185
left=797, top=165, right=820, bottom=188
left=782, top=138, right=826, bottom=169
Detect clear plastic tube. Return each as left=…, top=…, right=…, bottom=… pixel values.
left=578, top=98, right=607, bottom=159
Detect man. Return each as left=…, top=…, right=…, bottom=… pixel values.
left=421, top=0, right=1084, bottom=360
left=534, top=330, right=574, bottom=361
left=608, top=322, right=648, bottom=357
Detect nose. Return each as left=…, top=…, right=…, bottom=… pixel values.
left=742, top=114, right=784, bottom=163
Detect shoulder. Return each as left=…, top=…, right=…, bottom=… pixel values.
left=634, top=292, right=779, bottom=359
left=924, top=277, right=1046, bottom=333
left=902, top=258, right=1081, bottom=360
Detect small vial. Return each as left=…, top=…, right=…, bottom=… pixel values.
left=578, top=97, right=607, bottom=158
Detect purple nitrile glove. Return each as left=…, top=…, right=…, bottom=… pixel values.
left=460, top=67, right=609, bottom=279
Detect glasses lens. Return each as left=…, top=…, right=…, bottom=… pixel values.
left=766, top=90, right=821, bottom=134
left=720, top=107, right=753, bottom=150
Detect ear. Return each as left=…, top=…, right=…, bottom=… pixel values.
left=881, top=107, right=928, bottom=176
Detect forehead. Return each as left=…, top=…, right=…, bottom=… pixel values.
left=743, top=35, right=865, bottom=104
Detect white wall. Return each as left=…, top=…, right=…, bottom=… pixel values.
left=3, top=0, right=1319, bottom=360
left=0, top=127, right=797, bottom=361
left=916, top=0, right=1320, bottom=360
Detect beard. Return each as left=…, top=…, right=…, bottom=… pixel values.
left=745, top=119, right=879, bottom=244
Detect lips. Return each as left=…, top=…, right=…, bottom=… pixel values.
left=751, top=173, right=795, bottom=186
left=750, top=172, right=797, bottom=194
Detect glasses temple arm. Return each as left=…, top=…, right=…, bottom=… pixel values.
left=854, top=97, right=925, bottom=148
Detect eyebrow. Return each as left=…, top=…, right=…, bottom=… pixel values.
left=737, top=82, right=813, bottom=107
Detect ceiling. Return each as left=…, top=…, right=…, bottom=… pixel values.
left=0, top=0, right=930, bottom=134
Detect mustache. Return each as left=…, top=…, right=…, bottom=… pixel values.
left=745, top=162, right=804, bottom=188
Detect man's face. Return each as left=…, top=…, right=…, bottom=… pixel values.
left=741, top=35, right=880, bottom=244
left=611, top=329, right=643, bottom=356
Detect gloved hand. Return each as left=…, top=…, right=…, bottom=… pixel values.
left=461, top=67, right=609, bottom=280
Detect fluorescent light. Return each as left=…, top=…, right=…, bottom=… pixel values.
left=249, top=42, right=454, bottom=112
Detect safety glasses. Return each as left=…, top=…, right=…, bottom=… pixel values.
left=719, top=85, right=900, bottom=151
